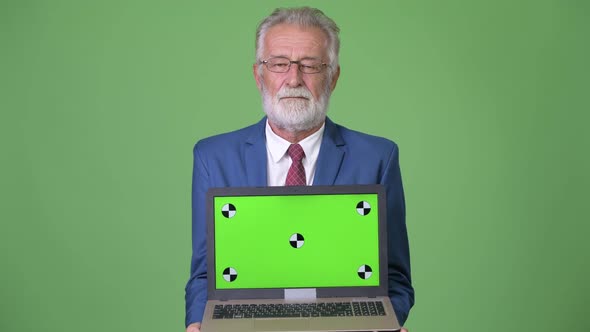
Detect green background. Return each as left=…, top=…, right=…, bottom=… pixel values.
left=1, top=0, right=588, bottom=331
left=214, top=194, right=379, bottom=289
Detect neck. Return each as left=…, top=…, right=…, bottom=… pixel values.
left=268, top=121, right=324, bottom=143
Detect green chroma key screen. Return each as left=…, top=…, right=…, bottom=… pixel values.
left=214, top=193, right=380, bottom=289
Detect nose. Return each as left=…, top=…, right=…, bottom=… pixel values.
left=285, top=63, right=304, bottom=87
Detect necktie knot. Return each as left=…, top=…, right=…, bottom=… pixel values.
left=287, top=144, right=305, bottom=162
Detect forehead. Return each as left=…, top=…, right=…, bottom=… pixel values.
left=263, top=24, right=329, bottom=58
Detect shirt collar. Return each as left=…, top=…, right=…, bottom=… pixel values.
left=265, top=120, right=325, bottom=164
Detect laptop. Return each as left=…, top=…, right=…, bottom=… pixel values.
left=201, top=185, right=400, bottom=332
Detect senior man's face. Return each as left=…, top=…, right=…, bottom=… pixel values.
left=254, top=24, right=340, bottom=132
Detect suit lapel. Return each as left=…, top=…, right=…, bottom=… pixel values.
left=244, top=118, right=268, bottom=186
left=243, top=117, right=345, bottom=186
left=313, top=118, right=345, bottom=185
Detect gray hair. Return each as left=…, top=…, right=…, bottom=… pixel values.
left=255, top=7, right=340, bottom=74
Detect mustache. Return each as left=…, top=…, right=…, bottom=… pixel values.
left=277, top=87, right=313, bottom=100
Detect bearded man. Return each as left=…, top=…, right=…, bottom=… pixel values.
left=185, top=7, right=414, bottom=332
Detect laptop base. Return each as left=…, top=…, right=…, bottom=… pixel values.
left=201, top=296, right=400, bottom=332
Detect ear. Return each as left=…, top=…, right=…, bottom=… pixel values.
left=329, top=65, right=341, bottom=92
left=253, top=63, right=263, bottom=92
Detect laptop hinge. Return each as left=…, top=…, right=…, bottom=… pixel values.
left=284, top=288, right=316, bottom=300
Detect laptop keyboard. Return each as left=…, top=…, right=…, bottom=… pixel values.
left=212, top=301, right=386, bottom=319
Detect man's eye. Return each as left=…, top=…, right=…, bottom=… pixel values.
left=271, top=63, right=289, bottom=68
left=301, top=61, right=320, bottom=68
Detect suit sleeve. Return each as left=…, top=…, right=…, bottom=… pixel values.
left=381, top=143, right=414, bottom=326
left=185, top=143, right=209, bottom=326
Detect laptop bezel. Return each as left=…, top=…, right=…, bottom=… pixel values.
left=205, top=184, right=389, bottom=301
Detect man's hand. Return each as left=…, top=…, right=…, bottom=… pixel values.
left=186, top=322, right=200, bottom=332
left=401, top=328, right=409, bottom=332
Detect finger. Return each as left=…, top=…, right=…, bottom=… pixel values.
left=186, top=323, right=201, bottom=332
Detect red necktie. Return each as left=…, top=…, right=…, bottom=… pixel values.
left=285, top=144, right=306, bottom=186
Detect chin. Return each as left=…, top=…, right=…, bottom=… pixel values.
left=262, top=91, right=329, bottom=132
left=267, top=111, right=326, bottom=132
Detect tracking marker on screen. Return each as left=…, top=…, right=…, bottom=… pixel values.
left=357, top=265, right=373, bottom=279
left=289, top=233, right=305, bottom=248
left=221, top=203, right=236, bottom=218
left=356, top=201, right=371, bottom=216
left=222, top=267, right=238, bottom=282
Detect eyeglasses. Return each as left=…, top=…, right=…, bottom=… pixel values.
left=260, top=57, right=328, bottom=74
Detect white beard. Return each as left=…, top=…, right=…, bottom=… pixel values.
left=261, top=84, right=330, bottom=132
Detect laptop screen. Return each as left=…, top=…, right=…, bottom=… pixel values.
left=209, top=187, right=383, bottom=291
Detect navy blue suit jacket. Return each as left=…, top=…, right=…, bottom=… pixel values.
left=185, top=117, right=414, bottom=326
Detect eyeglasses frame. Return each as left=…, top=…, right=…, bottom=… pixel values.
left=260, top=57, right=329, bottom=74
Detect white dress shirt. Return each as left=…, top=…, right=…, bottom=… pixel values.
left=265, top=120, right=325, bottom=186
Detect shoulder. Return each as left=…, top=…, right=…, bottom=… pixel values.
left=194, top=118, right=265, bottom=153
left=327, top=118, right=399, bottom=153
